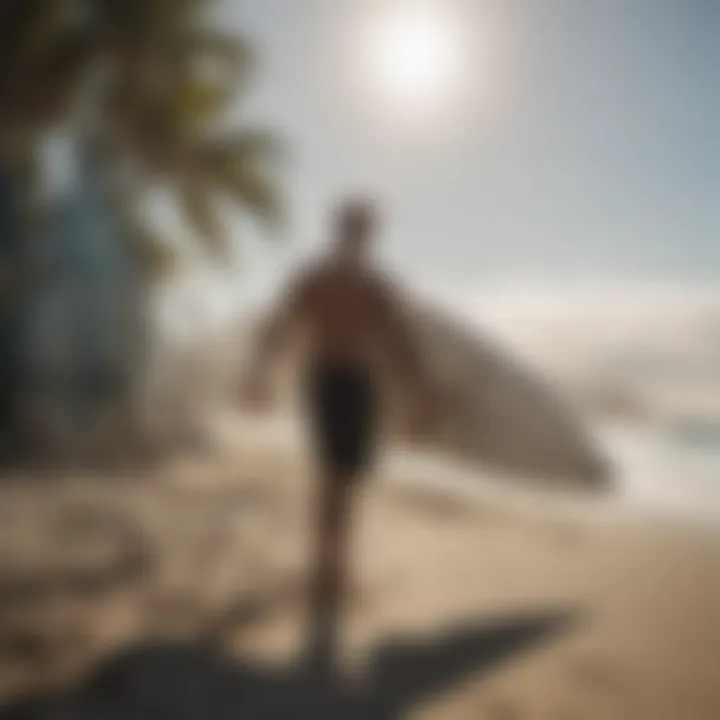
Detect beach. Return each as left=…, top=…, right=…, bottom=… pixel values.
left=0, top=417, right=718, bottom=719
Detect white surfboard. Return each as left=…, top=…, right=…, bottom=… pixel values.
left=384, top=303, right=610, bottom=489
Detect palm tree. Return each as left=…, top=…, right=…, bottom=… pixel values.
left=0, top=0, right=283, bottom=460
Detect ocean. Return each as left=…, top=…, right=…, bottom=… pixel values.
left=428, top=280, right=720, bottom=526
left=595, top=418, right=720, bottom=524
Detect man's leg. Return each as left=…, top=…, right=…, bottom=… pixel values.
left=303, top=364, right=373, bottom=676
left=306, top=470, right=356, bottom=676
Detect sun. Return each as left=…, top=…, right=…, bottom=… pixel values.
left=360, top=1, right=468, bottom=115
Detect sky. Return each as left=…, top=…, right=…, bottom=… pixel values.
left=210, top=0, right=720, bottom=294
left=152, top=0, right=720, bottom=332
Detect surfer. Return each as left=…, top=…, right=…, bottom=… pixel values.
left=241, top=198, right=437, bottom=674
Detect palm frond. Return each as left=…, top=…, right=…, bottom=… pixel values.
left=177, top=79, right=233, bottom=134
left=221, top=164, right=283, bottom=228
left=184, top=30, right=254, bottom=71
left=178, top=177, right=225, bottom=250
left=186, top=30, right=255, bottom=94
left=0, top=0, right=94, bottom=133
left=21, top=35, right=97, bottom=128
left=197, top=130, right=285, bottom=228
left=0, top=0, right=285, bottom=265
left=126, top=224, right=181, bottom=280
left=203, top=128, right=286, bottom=163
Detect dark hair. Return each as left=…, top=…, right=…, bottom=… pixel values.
left=335, top=197, right=377, bottom=238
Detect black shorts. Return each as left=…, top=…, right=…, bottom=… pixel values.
left=306, top=361, right=376, bottom=479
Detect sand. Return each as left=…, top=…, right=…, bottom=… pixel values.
left=0, top=433, right=718, bottom=719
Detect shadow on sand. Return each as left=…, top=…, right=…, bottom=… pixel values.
left=0, top=609, right=575, bottom=719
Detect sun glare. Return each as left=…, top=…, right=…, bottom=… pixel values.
left=361, top=1, right=469, bottom=116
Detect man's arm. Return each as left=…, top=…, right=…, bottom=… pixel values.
left=242, top=268, right=316, bottom=402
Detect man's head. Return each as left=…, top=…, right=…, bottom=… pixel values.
left=333, top=197, right=378, bottom=260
